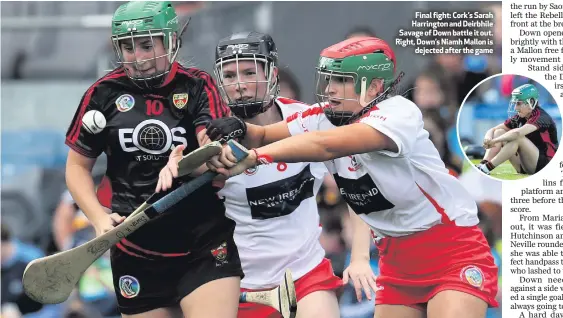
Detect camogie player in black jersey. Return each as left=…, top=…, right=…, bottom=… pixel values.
left=476, top=83, right=559, bottom=175
left=64, top=2, right=243, bottom=317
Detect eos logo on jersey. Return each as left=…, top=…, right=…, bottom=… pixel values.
left=246, top=165, right=315, bottom=220
left=118, top=119, right=187, bottom=161
left=334, top=173, right=395, bottom=214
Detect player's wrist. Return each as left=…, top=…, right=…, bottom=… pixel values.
left=251, top=148, right=274, bottom=166
left=350, top=254, right=370, bottom=262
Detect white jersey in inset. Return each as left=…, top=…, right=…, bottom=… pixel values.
left=219, top=97, right=328, bottom=289
left=286, top=95, right=479, bottom=238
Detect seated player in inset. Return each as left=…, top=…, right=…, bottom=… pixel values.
left=476, top=83, right=559, bottom=175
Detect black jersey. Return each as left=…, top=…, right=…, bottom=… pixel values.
left=504, top=106, right=559, bottom=159
left=65, top=62, right=231, bottom=214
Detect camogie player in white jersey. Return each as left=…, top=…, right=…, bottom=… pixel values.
left=203, top=36, right=499, bottom=318
left=158, top=32, right=342, bottom=318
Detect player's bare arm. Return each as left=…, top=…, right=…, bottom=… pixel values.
left=489, top=123, right=537, bottom=145
left=257, top=122, right=397, bottom=162
left=261, top=120, right=292, bottom=145
left=65, top=150, right=124, bottom=236
left=245, top=120, right=291, bottom=147
left=342, top=206, right=378, bottom=301
left=52, top=192, right=77, bottom=250
left=482, top=123, right=509, bottom=149
left=484, top=123, right=509, bottom=140
left=208, top=121, right=396, bottom=177
left=347, top=206, right=372, bottom=262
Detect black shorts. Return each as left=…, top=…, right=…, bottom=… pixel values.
left=110, top=216, right=244, bottom=315
left=535, top=153, right=551, bottom=173
left=521, top=152, right=551, bottom=174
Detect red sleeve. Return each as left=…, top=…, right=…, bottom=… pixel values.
left=96, top=175, right=112, bottom=209
left=65, top=85, right=107, bottom=158
left=526, top=108, right=548, bottom=130
left=65, top=69, right=125, bottom=158
left=180, top=68, right=231, bottom=134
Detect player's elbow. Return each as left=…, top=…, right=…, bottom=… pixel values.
left=315, top=133, right=352, bottom=160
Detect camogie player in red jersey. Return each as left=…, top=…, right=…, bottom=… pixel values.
left=202, top=36, right=499, bottom=318
left=158, top=31, right=342, bottom=318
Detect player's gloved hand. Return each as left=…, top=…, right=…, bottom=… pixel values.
left=206, top=117, right=247, bottom=144
left=156, top=144, right=185, bottom=192
left=343, top=259, right=379, bottom=302
left=207, top=144, right=258, bottom=178
left=92, top=213, right=126, bottom=237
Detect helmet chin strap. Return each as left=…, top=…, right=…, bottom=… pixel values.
left=167, top=17, right=190, bottom=64
left=359, top=77, right=370, bottom=107
left=347, top=71, right=405, bottom=123
left=529, top=98, right=538, bottom=109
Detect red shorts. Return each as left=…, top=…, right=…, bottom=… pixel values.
left=238, top=258, right=342, bottom=318
left=374, top=224, right=499, bottom=310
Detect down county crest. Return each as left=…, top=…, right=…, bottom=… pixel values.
left=211, top=242, right=228, bottom=263
left=172, top=93, right=189, bottom=109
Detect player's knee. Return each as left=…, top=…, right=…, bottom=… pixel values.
left=505, top=139, right=520, bottom=149
left=515, top=134, right=529, bottom=143
left=492, top=129, right=506, bottom=138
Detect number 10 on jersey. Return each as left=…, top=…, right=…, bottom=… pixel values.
left=146, top=100, right=164, bottom=116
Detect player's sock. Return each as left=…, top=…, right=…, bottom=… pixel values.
left=485, top=161, right=495, bottom=171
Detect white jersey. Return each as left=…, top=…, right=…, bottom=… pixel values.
left=219, top=97, right=328, bottom=289
left=286, top=95, right=479, bottom=238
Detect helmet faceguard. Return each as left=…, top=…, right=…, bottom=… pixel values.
left=508, top=83, right=539, bottom=117
left=315, top=37, right=399, bottom=126
left=214, top=32, right=280, bottom=119
left=111, top=1, right=180, bottom=89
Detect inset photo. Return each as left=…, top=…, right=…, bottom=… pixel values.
left=457, top=74, right=561, bottom=180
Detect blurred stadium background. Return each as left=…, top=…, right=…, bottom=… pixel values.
left=1, top=1, right=502, bottom=317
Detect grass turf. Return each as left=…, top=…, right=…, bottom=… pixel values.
left=464, top=159, right=529, bottom=180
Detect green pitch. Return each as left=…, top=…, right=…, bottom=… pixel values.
left=463, top=159, right=529, bottom=180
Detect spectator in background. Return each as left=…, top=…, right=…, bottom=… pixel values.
left=476, top=210, right=502, bottom=318
left=483, top=3, right=502, bottom=75
left=406, top=42, right=490, bottom=110
left=1, top=223, right=44, bottom=316
left=52, top=189, right=87, bottom=252
left=277, top=67, right=302, bottom=100
left=345, top=26, right=376, bottom=39
left=411, top=70, right=461, bottom=172
left=52, top=173, right=108, bottom=251
left=51, top=175, right=119, bottom=317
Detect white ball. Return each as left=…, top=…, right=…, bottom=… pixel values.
left=82, top=110, right=106, bottom=134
